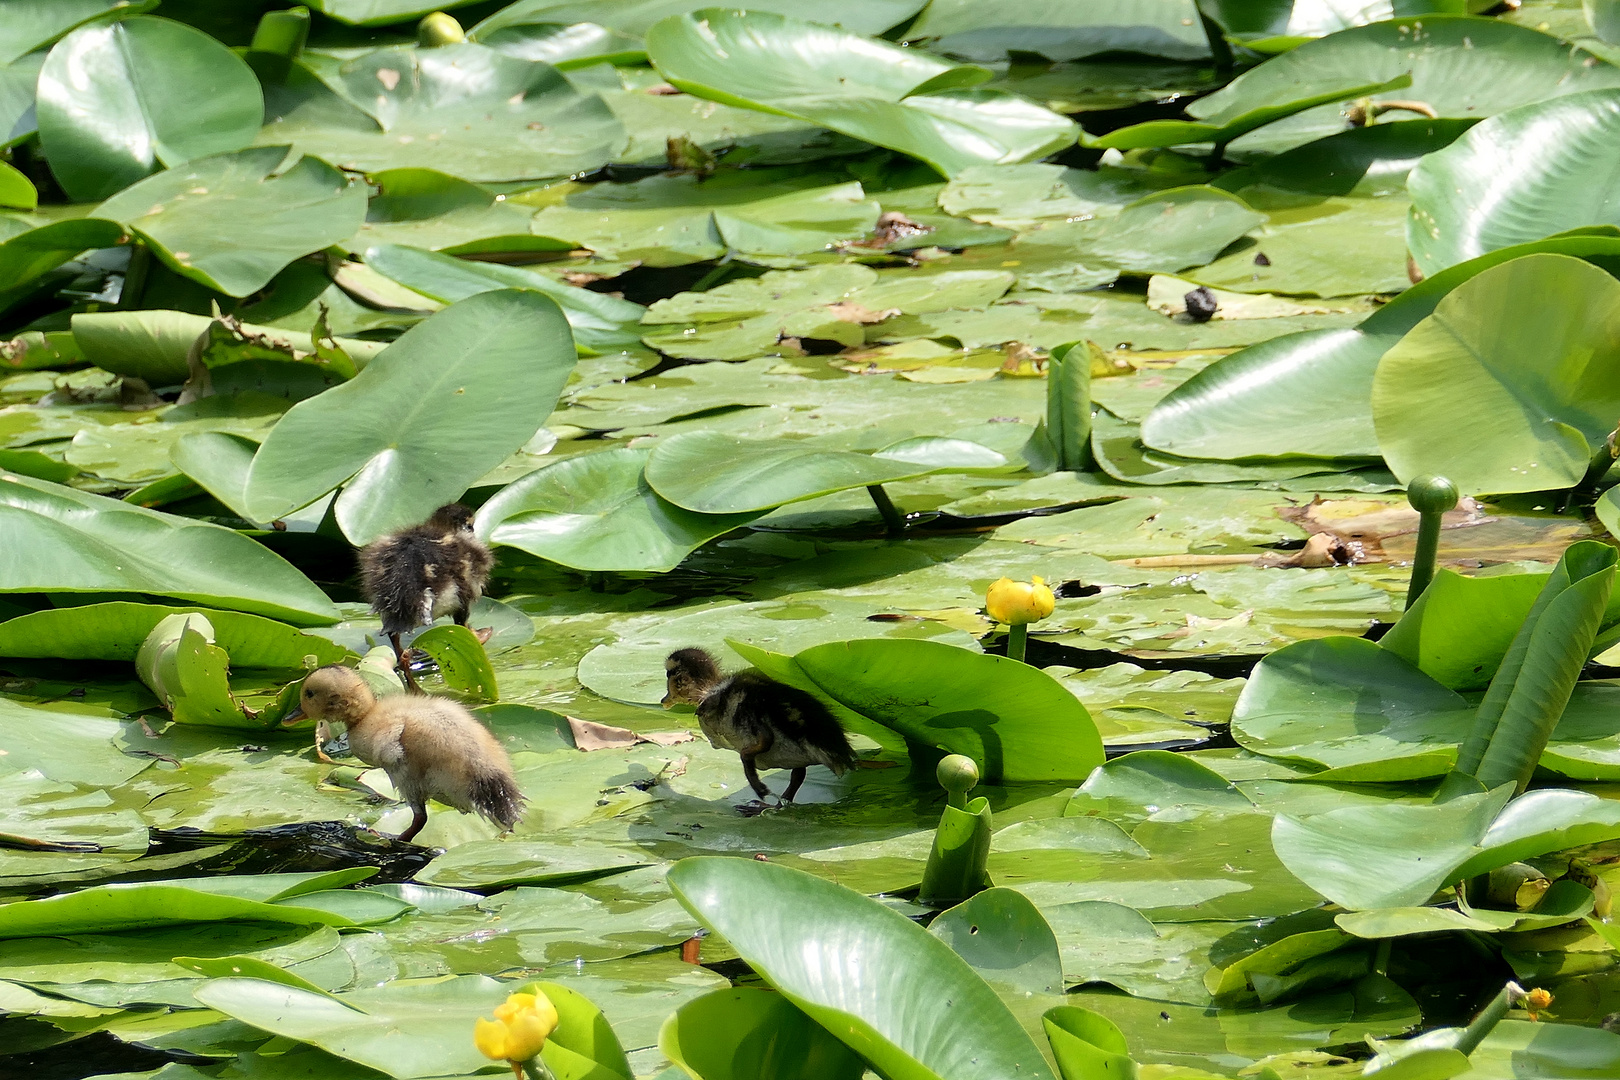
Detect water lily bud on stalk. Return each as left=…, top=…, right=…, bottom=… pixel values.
left=1404, top=474, right=1458, bottom=610
left=986, top=576, right=1054, bottom=664
left=1525, top=987, right=1553, bottom=1021
left=475, top=991, right=559, bottom=1079
left=418, top=11, right=466, bottom=46
left=937, top=753, right=979, bottom=809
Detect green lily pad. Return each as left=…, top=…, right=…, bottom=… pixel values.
left=94, top=147, right=367, bottom=297
left=0, top=474, right=340, bottom=625
left=260, top=46, right=623, bottom=182
left=1231, top=637, right=1473, bottom=780
left=646, top=8, right=1076, bottom=177
left=1013, top=186, right=1266, bottom=292
left=1218, top=16, right=1620, bottom=158
left=669, top=856, right=1058, bottom=1080
left=791, top=638, right=1104, bottom=783
left=906, top=0, right=1210, bottom=62
left=477, top=446, right=763, bottom=573
left=243, top=289, right=577, bottom=544
left=660, top=985, right=865, bottom=1080
left=1408, top=89, right=1620, bottom=275
left=1373, top=253, right=1620, bottom=494
left=0, top=215, right=126, bottom=297
left=36, top=16, right=263, bottom=201
left=194, top=974, right=510, bottom=1079
left=351, top=168, right=571, bottom=256
left=645, top=431, right=933, bottom=514
left=363, top=243, right=647, bottom=354
left=1139, top=231, right=1620, bottom=461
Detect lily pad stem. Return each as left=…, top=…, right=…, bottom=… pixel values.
left=520, top=1057, right=556, bottom=1080
left=1006, top=623, right=1029, bottom=664
left=867, top=484, right=905, bottom=533
left=1372, top=938, right=1392, bottom=977
left=1454, top=982, right=1525, bottom=1057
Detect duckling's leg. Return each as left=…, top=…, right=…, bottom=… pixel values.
left=738, top=749, right=773, bottom=801
left=395, top=802, right=429, bottom=844
left=389, top=632, right=423, bottom=693
left=452, top=604, right=494, bottom=645
left=781, top=767, right=808, bottom=803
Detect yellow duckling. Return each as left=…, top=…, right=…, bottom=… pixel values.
left=284, top=665, right=523, bottom=843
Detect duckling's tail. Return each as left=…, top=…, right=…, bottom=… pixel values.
left=469, top=770, right=525, bottom=831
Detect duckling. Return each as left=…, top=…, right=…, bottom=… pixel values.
left=284, top=665, right=524, bottom=843
left=663, top=647, right=856, bottom=805
left=360, top=503, right=494, bottom=692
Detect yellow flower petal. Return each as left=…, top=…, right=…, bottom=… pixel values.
left=474, top=1018, right=510, bottom=1061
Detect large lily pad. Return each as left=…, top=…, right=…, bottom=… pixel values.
left=668, top=857, right=1058, bottom=1080
left=0, top=474, right=339, bottom=625
left=792, top=638, right=1104, bottom=782
left=1139, top=231, right=1620, bottom=461
left=646, top=8, right=1076, bottom=177
left=1408, top=88, right=1620, bottom=275
left=363, top=243, right=647, bottom=355
left=644, top=432, right=934, bottom=515
left=0, top=601, right=348, bottom=665
left=1231, top=637, right=1473, bottom=780
left=906, top=0, right=1210, bottom=62
left=36, top=16, right=263, bottom=201
left=260, top=45, right=623, bottom=182
left=476, top=446, right=762, bottom=573
left=1372, top=253, right=1620, bottom=493
left=243, top=289, right=577, bottom=544
left=1217, top=16, right=1620, bottom=158
left=94, top=147, right=367, bottom=297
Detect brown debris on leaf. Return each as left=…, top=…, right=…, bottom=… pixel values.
left=825, top=301, right=899, bottom=325
left=1254, top=532, right=1349, bottom=568
left=847, top=211, right=934, bottom=249
left=1281, top=495, right=1488, bottom=563
left=567, top=716, right=697, bottom=752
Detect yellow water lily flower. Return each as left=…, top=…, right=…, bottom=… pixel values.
left=985, top=576, right=1055, bottom=626
left=476, top=991, right=559, bottom=1075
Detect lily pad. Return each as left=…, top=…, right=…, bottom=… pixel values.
left=242, top=289, right=578, bottom=544
left=36, top=16, right=263, bottom=201
left=363, top=243, right=647, bottom=354
left=1408, top=89, right=1620, bottom=275
left=94, top=147, right=367, bottom=297
left=477, top=446, right=763, bottom=573
left=1372, top=253, right=1620, bottom=493
left=669, top=856, right=1059, bottom=1080
left=260, top=45, right=623, bottom=182
left=0, top=474, right=340, bottom=625
left=646, top=8, right=1076, bottom=177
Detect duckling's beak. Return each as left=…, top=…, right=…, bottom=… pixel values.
left=660, top=694, right=674, bottom=710
left=281, top=705, right=306, bottom=725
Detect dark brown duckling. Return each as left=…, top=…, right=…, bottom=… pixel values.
left=663, top=647, right=856, bottom=805
left=284, top=665, right=523, bottom=843
left=360, top=503, right=494, bottom=692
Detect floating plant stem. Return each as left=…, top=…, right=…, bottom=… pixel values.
left=867, top=484, right=905, bottom=532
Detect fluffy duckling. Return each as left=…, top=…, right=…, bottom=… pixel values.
left=663, top=647, right=856, bottom=805
left=360, top=503, right=494, bottom=692
left=285, top=665, right=523, bottom=843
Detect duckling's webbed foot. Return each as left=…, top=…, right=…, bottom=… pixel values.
left=472, top=626, right=494, bottom=645
left=735, top=800, right=773, bottom=818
